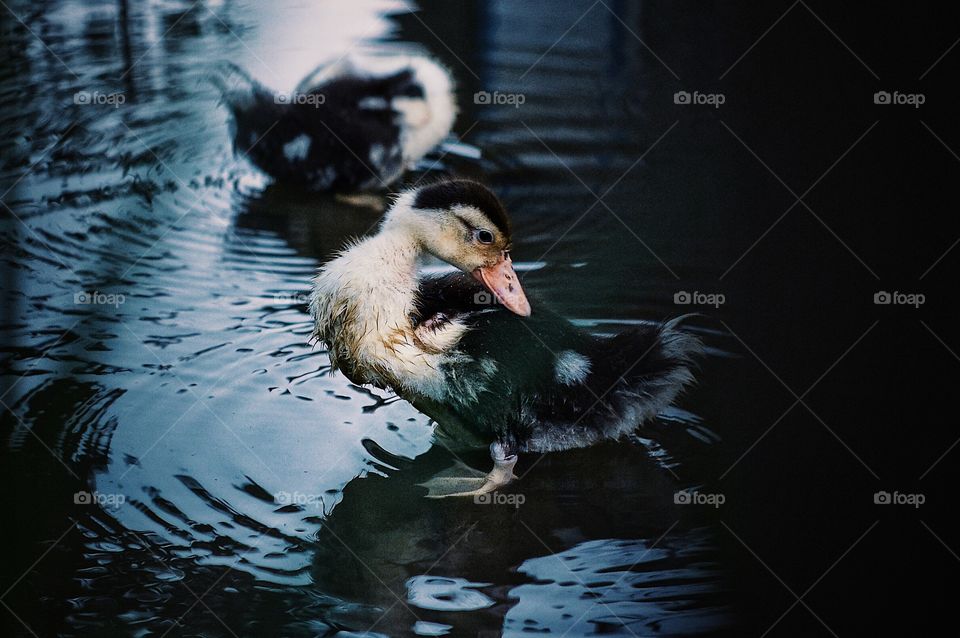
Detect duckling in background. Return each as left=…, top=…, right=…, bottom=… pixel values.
left=217, top=54, right=457, bottom=191
left=309, top=180, right=701, bottom=497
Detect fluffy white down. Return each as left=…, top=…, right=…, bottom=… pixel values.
left=554, top=350, right=591, bottom=385
left=309, top=193, right=470, bottom=401
left=398, top=56, right=457, bottom=164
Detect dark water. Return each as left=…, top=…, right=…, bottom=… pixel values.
left=2, top=1, right=957, bottom=636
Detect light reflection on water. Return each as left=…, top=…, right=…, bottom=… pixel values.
left=1, top=0, right=732, bottom=635
left=504, top=532, right=731, bottom=636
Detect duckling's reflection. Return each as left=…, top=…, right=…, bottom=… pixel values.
left=230, top=182, right=388, bottom=262
left=227, top=140, right=484, bottom=262
left=308, top=442, right=727, bottom=634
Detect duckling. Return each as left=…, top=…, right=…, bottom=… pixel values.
left=217, top=54, right=456, bottom=191
left=309, top=180, right=700, bottom=497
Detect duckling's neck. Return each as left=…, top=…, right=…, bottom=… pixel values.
left=354, top=224, right=423, bottom=299
left=312, top=218, right=461, bottom=398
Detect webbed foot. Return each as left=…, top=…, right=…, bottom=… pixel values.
left=419, top=443, right=518, bottom=498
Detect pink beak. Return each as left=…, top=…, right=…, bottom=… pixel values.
left=474, top=253, right=532, bottom=317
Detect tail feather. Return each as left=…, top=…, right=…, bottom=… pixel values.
left=524, top=317, right=702, bottom=450
left=590, top=316, right=701, bottom=421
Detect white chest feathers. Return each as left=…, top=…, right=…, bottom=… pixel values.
left=309, top=233, right=466, bottom=400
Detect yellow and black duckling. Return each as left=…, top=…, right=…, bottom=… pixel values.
left=218, top=54, right=456, bottom=191
left=309, top=180, right=700, bottom=496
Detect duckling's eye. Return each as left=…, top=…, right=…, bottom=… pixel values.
left=474, top=229, right=495, bottom=244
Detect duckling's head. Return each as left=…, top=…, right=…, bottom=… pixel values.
left=385, top=180, right=531, bottom=317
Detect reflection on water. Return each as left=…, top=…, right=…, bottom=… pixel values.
left=506, top=531, right=730, bottom=636
left=1, top=0, right=733, bottom=635
left=407, top=576, right=495, bottom=612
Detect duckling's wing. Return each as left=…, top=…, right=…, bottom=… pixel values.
left=412, top=272, right=492, bottom=326
left=457, top=311, right=701, bottom=451
left=414, top=273, right=702, bottom=449
left=413, top=271, right=590, bottom=395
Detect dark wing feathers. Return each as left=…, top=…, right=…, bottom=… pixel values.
left=413, top=273, right=701, bottom=450
left=222, top=66, right=413, bottom=189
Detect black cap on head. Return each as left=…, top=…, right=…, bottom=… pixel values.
left=412, top=180, right=511, bottom=237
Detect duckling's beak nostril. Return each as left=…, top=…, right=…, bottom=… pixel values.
left=473, top=254, right=531, bottom=317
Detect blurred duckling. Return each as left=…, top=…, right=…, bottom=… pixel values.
left=217, top=54, right=456, bottom=191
